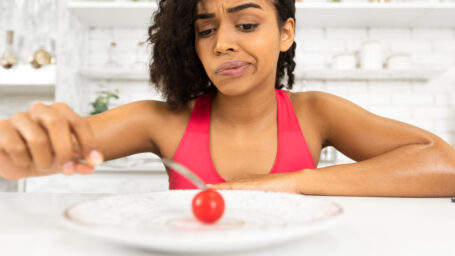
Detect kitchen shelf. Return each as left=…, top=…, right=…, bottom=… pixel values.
left=78, top=68, right=148, bottom=80
left=68, top=1, right=455, bottom=28
left=68, top=1, right=158, bottom=27
left=0, top=65, right=56, bottom=94
left=295, top=3, right=455, bottom=27
left=296, top=67, right=446, bottom=81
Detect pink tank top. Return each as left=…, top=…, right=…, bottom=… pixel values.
left=169, top=89, right=316, bottom=189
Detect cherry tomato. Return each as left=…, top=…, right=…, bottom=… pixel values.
left=192, top=189, right=225, bottom=224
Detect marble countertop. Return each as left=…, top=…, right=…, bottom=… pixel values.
left=0, top=192, right=454, bottom=256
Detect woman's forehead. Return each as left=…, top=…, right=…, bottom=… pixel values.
left=196, top=0, right=273, bottom=13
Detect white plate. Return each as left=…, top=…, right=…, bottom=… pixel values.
left=61, top=190, right=343, bottom=253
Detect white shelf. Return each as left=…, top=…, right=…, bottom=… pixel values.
left=0, top=65, right=56, bottom=85
left=295, top=3, right=455, bottom=27
left=297, top=67, right=446, bottom=81
left=68, top=1, right=455, bottom=28
left=0, top=65, right=56, bottom=94
left=68, top=1, right=158, bottom=27
left=78, top=68, right=148, bottom=80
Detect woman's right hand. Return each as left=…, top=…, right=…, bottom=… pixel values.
left=0, top=102, right=104, bottom=180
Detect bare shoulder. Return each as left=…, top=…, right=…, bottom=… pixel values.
left=288, top=90, right=439, bottom=162
left=134, top=99, right=194, bottom=154
left=288, top=90, right=341, bottom=112
left=135, top=99, right=195, bottom=159
left=287, top=90, right=330, bottom=136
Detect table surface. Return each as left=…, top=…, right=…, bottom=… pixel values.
left=0, top=192, right=454, bottom=256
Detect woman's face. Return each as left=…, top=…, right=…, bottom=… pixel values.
left=194, top=0, right=294, bottom=96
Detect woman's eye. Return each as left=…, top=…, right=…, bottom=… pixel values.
left=237, top=24, right=259, bottom=31
left=199, top=28, right=215, bottom=37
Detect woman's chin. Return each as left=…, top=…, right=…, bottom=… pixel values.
left=212, top=79, right=256, bottom=97
left=214, top=85, right=251, bottom=97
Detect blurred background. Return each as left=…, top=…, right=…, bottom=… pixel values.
left=0, top=0, right=454, bottom=193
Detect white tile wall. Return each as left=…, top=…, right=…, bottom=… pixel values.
left=1, top=16, right=455, bottom=190
left=294, top=27, right=455, bottom=164
left=369, top=28, right=411, bottom=40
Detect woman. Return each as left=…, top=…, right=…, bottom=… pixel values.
left=0, top=0, right=454, bottom=196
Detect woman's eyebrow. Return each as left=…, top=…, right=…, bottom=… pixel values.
left=195, top=3, right=262, bottom=21
left=227, top=3, right=262, bottom=13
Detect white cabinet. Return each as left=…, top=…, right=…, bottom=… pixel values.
left=22, top=170, right=169, bottom=193
left=21, top=154, right=168, bottom=193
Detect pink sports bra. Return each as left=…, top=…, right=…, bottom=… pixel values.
left=169, top=89, right=316, bottom=189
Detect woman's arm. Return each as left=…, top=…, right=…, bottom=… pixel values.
left=0, top=100, right=166, bottom=179
left=296, top=91, right=455, bottom=196
left=85, top=100, right=165, bottom=161
left=212, top=92, right=455, bottom=196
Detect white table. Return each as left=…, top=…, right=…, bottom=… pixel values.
left=0, top=192, right=454, bottom=256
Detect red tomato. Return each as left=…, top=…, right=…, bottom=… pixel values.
left=192, top=189, right=225, bottom=224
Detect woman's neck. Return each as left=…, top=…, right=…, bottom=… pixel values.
left=211, top=86, right=277, bottom=130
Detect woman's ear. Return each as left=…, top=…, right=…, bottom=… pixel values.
left=280, top=17, right=295, bottom=52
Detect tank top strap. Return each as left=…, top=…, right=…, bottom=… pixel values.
left=185, top=93, right=214, bottom=133
left=275, top=89, right=302, bottom=133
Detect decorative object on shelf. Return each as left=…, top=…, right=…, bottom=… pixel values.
left=90, top=85, right=119, bottom=115
left=20, top=0, right=57, bottom=68
left=30, top=48, right=52, bottom=69
left=384, top=53, right=412, bottom=70
left=331, top=52, right=357, bottom=70
left=1, top=30, right=18, bottom=69
left=360, top=40, right=385, bottom=70
left=105, top=42, right=121, bottom=68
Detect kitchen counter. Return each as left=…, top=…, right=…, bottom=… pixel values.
left=0, top=192, right=454, bottom=256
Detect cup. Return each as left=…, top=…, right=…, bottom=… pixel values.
left=360, top=40, right=384, bottom=70
left=331, top=52, right=357, bottom=70
left=385, top=53, right=412, bottom=70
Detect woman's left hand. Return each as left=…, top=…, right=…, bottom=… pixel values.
left=209, top=171, right=303, bottom=194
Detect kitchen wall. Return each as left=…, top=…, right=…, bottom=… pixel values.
left=295, top=27, right=455, bottom=163
left=82, top=26, right=455, bottom=164
left=1, top=2, right=455, bottom=192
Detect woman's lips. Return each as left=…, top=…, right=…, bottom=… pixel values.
left=215, top=61, right=250, bottom=77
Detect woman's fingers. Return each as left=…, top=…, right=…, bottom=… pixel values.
left=74, top=161, right=95, bottom=175
left=0, top=119, right=32, bottom=168
left=28, top=102, right=75, bottom=169
left=51, top=103, right=103, bottom=166
left=0, top=101, right=102, bottom=178
left=10, top=112, right=54, bottom=171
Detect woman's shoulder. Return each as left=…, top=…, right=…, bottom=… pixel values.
left=286, top=90, right=345, bottom=149
left=286, top=90, right=331, bottom=114
left=129, top=99, right=195, bottom=157
left=130, top=98, right=194, bottom=116
left=287, top=90, right=349, bottom=115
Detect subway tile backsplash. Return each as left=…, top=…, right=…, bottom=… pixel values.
left=1, top=20, right=455, bottom=192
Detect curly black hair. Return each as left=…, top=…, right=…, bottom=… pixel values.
left=147, top=0, right=296, bottom=111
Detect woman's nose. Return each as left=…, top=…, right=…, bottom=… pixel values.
left=213, top=24, right=237, bottom=55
